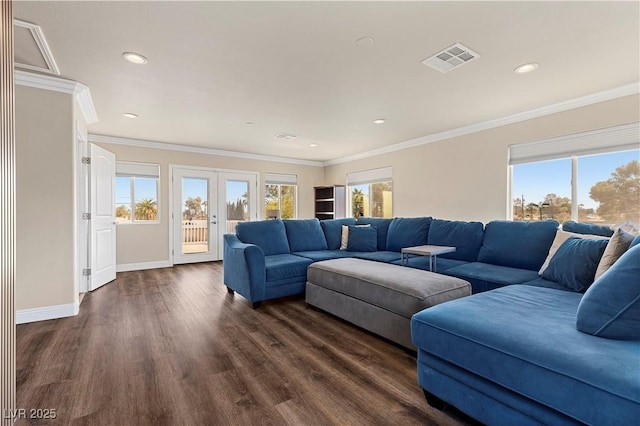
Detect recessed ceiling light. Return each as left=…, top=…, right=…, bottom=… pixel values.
left=245, top=121, right=254, bottom=125
left=122, top=52, right=148, bottom=64
left=373, top=119, right=386, bottom=124
left=122, top=113, right=138, bottom=119
left=514, top=62, right=539, bottom=74
left=308, top=143, right=318, bottom=147
left=275, top=132, right=297, bottom=140
left=355, top=36, right=375, bottom=48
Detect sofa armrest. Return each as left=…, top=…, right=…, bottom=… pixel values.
left=223, top=234, right=267, bottom=302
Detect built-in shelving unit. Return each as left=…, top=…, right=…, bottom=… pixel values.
left=314, top=185, right=345, bottom=220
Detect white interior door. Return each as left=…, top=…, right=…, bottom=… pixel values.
left=173, top=168, right=219, bottom=264
left=89, top=143, right=116, bottom=291
left=218, top=172, right=258, bottom=256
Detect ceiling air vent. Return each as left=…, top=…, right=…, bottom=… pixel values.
left=422, top=43, right=479, bottom=73
left=275, top=132, right=297, bottom=140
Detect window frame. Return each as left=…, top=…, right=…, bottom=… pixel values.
left=264, top=173, right=298, bottom=219
left=508, top=123, right=639, bottom=223
left=347, top=167, right=393, bottom=219
left=115, top=161, right=161, bottom=225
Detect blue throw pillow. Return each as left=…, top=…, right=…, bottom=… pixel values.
left=346, top=225, right=377, bottom=252
left=283, top=219, right=328, bottom=252
left=629, top=234, right=640, bottom=249
left=236, top=219, right=290, bottom=256
left=541, top=237, right=608, bottom=292
left=576, top=244, right=640, bottom=340
left=386, top=217, right=432, bottom=252
left=356, top=217, right=392, bottom=250
left=320, top=218, right=357, bottom=250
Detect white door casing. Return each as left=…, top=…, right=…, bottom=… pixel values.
left=89, top=143, right=117, bottom=290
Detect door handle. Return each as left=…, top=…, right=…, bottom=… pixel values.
left=211, top=221, right=217, bottom=224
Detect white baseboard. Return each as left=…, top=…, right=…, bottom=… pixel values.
left=16, top=302, right=79, bottom=324
left=116, top=260, right=172, bottom=272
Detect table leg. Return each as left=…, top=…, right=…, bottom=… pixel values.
left=429, top=255, right=433, bottom=272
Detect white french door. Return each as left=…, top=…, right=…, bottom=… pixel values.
left=172, top=168, right=219, bottom=264
left=171, top=167, right=258, bottom=264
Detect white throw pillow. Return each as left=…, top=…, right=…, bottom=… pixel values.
left=594, top=228, right=635, bottom=280
left=538, top=230, right=609, bottom=275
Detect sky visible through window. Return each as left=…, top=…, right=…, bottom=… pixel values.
left=513, top=150, right=639, bottom=209
left=115, top=177, right=157, bottom=206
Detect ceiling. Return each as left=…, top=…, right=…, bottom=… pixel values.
left=13, top=1, right=640, bottom=162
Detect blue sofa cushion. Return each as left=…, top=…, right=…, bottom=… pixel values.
left=478, top=220, right=559, bottom=271
left=386, top=217, right=432, bottom=252
left=577, top=245, right=640, bottom=340
left=444, top=262, right=540, bottom=293
left=562, top=221, right=614, bottom=237
left=355, top=251, right=403, bottom=263
left=411, top=285, right=640, bottom=426
left=346, top=225, right=377, bottom=252
left=236, top=219, right=290, bottom=256
left=356, top=217, right=393, bottom=250
left=629, top=234, right=640, bottom=249
left=264, top=254, right=313, bottom=282
left=542, top=237, right=608, bottom=292
left=293, top=250, right=353, bottom=261
left=427, top=219, right=484, bottom=262
left=283, top=218, right=328, bottom=252
left=521, top=277, right=576, bottom=292
left=320, top=218, right=357, bottom=250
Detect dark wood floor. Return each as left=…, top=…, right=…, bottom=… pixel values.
left=16, top=262, right=468, bottom=425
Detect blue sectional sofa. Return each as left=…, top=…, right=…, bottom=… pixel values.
left=224, top=216, right=640, bottom=424
left=223, top=216, right=563, bottom=306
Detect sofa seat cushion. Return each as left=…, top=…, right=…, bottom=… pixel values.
left=478, top=220, right=558, bottom=271
left=283, top=218, right=328, bottom=252
left=265, top=254, right=313, bottom=282
left=392, top=257, right=468, bottom=272
left=521, top=277, right=576, bottom=292
left=386, top=217, right=432, bottom=252
left=354, top=251, right=402, bottom=263
left=293, top=250, right=355, bottom=261
left=444, top=262, right=540, bottom=293
left=356, top=217, right=393, bottom=250
left=411, top=285, right=640, bottom=425
left=427, top=219, right=484, bottom=262
left=236, top=219, right=290, bottom=256
left=308, top=258, right=470, bottom=318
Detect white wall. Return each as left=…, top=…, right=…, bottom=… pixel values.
left=94, top=143, right=325, bottom=266
left=324, top=95, right=640, bottom=223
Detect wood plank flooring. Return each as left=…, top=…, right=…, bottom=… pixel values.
left=16, top=262, right=470, bottom=426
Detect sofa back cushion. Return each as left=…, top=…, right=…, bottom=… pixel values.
left=320, top=218, right=357, bottom=250
left=478, top=220, right=559, bottom=271
left=284, top=218, right=328, bottom=252
left=562, top=221, right=614, bottom=237
left=427, top=219, right=484, bottom=262
left=576, top=244, right=640, bottom=340
left=356, top=217, right=392, bottom=250
left=386, top=217, right=432, bottom=252
left=236, top=219, right=290, bottom=256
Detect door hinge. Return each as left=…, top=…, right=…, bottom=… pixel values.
left=82, top=268, right=91, bottom=276
left=81, top=157, right=91, bottom=165
left=82, top=212, right=91, bottom=220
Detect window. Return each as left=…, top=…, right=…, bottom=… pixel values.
left=115, top=162, right=160, bottom=224
left=347, top=167, right=393, bottom=218
left=510, top=123, right=639, bottom=227
left=264, top=173, right=297, bottom=219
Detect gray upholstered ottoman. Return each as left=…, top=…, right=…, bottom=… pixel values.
left=306, top=258, right=471, bottom=349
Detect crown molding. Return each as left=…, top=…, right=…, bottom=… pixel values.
left=323, top=82, right=640, bottom=166
left=14, top=70, right=98, bottom=124
left=89, top=134, right=325, bottom=168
